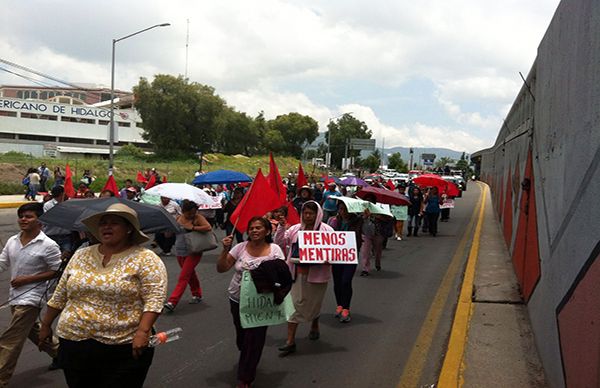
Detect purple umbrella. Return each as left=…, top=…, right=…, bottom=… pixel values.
left=340, top=177, right=367, bottom=186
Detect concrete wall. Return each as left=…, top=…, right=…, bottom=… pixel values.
left=472, top=1, right=600, bottom=387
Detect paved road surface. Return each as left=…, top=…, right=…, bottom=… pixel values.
left=0, top=184, right=482, bottom=387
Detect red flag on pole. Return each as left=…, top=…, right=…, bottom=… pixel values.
left=286, top=201, right=300, bottom=225
left=64, top=164, right=76, bottom=198
left=266, top=153, right=287, bottom=204
left=102, top=175, right=119, bottom=196
left=136, top=171, right=148, bottom=184
left=230, top=169, right=281, bottom=233
left=296, top=163, right=307, bottom=191
left=145, top=174, right=157, bottom=190
left=386, top=179, right=396, bottom=191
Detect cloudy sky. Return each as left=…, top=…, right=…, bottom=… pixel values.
left=1, top=0, right=560, bottom=153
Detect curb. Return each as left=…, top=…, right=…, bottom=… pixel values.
left=0, top=202, right=31, bottom=209
left=437, top=183, right=487, bottom=387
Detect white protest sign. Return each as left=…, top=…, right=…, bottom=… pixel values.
left=440, top=199, right=455, bottom=209
left=297, top=231, right=358, bottom=264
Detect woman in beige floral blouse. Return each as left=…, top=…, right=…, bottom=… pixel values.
left=39, top=203, right=167, bottom=388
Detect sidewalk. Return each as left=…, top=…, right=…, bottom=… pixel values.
left=0, top=194, right=37, bottom=208
left=440, top=184, right=547, bottom=387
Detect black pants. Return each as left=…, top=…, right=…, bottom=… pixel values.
left=155, top=231, right=176, bottom=253
left=332, top=264, right=357, bottom=309
left=58, top=338, right=154, bottom=388
left=441, top=208, right=450, bottom=221
left=229, top=300, right=268, bottom=384
left=426, top=212, right=440, bottom=236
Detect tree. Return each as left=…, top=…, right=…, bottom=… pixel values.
left=326, top=114, right=372, bottom=168
left=359, top=149, right=381, bottom=173
left=434, top=156, right=454, bottom=169
left=214, top=107, right=260, bottom=156
left=387, top=152, right=408, bottom=172
left=267, top=113, right=319, bottom=158
left=134, top=74, right=225, bottom=157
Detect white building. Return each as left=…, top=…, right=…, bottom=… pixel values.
left=0, top=86, right=148, bottom=158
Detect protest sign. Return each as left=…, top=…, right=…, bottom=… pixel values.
left=297, top=230, right=358, bottom=264
left=440, top=199, right=455, bottom=209
left=239, top=271, right=294, bottom=329
left=330, top=196, right=393, bottom=217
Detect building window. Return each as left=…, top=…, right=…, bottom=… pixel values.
left=0, top=110, right=17, bottom=117
left=60, top=116, right=95, bottom=124
left=0, top=132, right=16, bottom=139
left=101, top=93, right=111, bottom=102
left=17, top=91, right=23, bottom=99
left=98, top=120, right=110, bottom=126
left=19, top=133, right=56, bottom=142
left=117, top=122, right=130, bottom=127
left=30, top=91, right=38, bottom=99
left=21, top=113, right=58, bottom=121
left=59, top=137, right=94, bottom=144
left=40, top=91, right=48, bottom=99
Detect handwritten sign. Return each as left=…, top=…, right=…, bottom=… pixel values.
left=440, top=199, right=455, bottom=209
left=239, top=271, right=294, bottom=328
left=297, top=231, right=358, bottom=264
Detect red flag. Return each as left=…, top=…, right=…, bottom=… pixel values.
left=102, top=175, right=119, bottom=196
left=145, top=174, right=157, bottom=190
left=162, top=175, right=167, bottom=183
left=296, top=163, right=307, bottom=190
left=136, top=171, right=148, bottom=183
left=286, top=201, right=300, bottom=225
left=386, top=179, right=396, bottom=191
left=230, top=169, right=281, bottom=233
left=64, top=164, right=76, bottom=198
left=266, top=153, right=287, bottom=204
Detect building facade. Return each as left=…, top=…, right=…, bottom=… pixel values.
left=0, top=85, right=147, bottom=158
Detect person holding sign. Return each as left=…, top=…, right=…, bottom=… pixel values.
left=274, top=201, right=333, bottom=356
left=217, top=217, right=287, bottom=388
left=327, top=202, right=363, bottom=323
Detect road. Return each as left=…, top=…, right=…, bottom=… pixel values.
left=0, top=184, right=483, bottom=388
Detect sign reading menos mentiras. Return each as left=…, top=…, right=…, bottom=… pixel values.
left=298, top=231, right=358, bottom=264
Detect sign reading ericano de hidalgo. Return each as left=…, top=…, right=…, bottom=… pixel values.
left=0, top=97, right=130, bottom=120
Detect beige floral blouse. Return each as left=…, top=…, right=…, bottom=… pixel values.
left=48, top=245, right=167, bottom=345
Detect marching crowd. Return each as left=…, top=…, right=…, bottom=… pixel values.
left=1, top=165, right=458, bottom=388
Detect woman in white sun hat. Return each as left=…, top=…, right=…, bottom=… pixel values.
left=39, top=203, right=167, bottom=388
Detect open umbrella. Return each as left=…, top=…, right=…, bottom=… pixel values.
left=39, top=197, right=181, bottom=234
left=340, top=177, right=367, bottom=186
left=192, top=170, right=252, bottom=185
left=413, top=174, right=460, bottom=196
left=145, top=183, right=220, bottom=209
left=355, top=186, right=411, bottom=206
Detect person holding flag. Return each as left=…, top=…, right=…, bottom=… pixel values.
left=274, top=201, right=333, bottom=357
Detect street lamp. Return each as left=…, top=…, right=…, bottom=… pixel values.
left=326, top=112, right=352, bottom=167
left=109, top=23, right=170, bottom=174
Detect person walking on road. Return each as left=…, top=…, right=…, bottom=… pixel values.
left=274, top=201, right=333, bottom=356
left=321, top=183, right=341, bottom=222
left=0, top=203, right=62, bottom=386
left=39, top=203, right=167, bottom=388
left=327, top=202, right=362, bottom=323
left=164, top=200, right=211, bottom=312
left=38, top=162, right=51, bottom=193
left=423, top=186, right=441, bottom=237
left=155, top=196, right=181, bottom=256
left=406, top=186, right=423, bottom=237
left=52, top=167, right=65, bottom=189
left=217, top=217, right=287, bottom=388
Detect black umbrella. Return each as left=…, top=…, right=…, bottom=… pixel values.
left=40, top=197, right=181, bottom=234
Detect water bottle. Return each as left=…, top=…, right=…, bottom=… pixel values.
left=148, top=327, right=182, bottom=347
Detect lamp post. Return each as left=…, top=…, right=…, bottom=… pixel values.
left=326, top=112, right=352, bottom=168
left=109, top=23, right=170, bottom=174
left=409, top=147, right=414, bottom=170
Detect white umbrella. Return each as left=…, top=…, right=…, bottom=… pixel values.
left=145, top=183, right=221, bottom=209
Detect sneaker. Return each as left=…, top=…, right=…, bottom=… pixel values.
left=340, top=309, right=351, bottom=323
left=335, top=305, right=343, bottom=318
left=162, top=251, right=172, bottom=256
left=360, top=271, right=369, bottom=277
left=396, top=236, right=402, bottom=241
left=189, top=296, right=203, bottom=304
left=278, top=343, right=296, bottom=357
left=163, top=302, right=175, bottom=313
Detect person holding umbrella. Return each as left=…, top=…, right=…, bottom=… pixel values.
left=38, top=203, right=167, bottom=387
left=164, top=200, right=212, bottom=312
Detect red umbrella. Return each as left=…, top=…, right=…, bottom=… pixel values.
left=355, top=185, right=411, bottom=206
left=413, top=174, right=460, bottom=196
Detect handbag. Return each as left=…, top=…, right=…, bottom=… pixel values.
left=184, top=229, right=218, bottom=253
